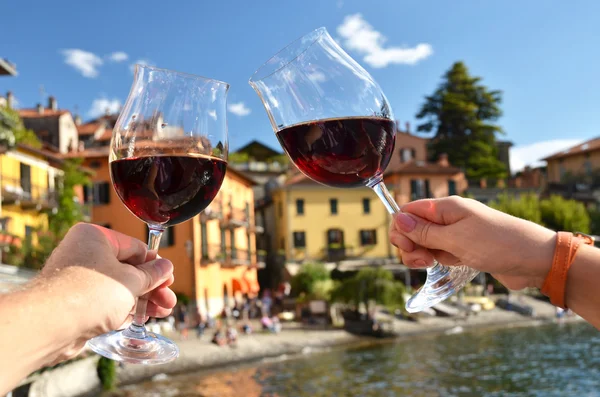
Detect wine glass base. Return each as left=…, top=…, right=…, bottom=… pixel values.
left=405, top=264, right=480, bottom=313
left=87, top=329, right=179, bottom=365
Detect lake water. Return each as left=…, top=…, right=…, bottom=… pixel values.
left=119, top=322, right=600, bottom=397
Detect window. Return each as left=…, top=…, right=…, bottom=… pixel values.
left=230, top=229, right=237, bottom=258
left=220, top=227, right=227, bottom=252
left=327, top=229, right=344, bottom=246
left=360, top=230, right=377, bottom=246
left=330, top=198, right=338, bottom=215
left=362, top=198, right=371, bottom=214
left=400, top=148, right=414, bottom=163
left=296, top=199, right=305, bottom=215
left=410, top=179, right=431, bottom=200
left=448, top=180, right=457, bottom=196
left=20, top=163, right=31, bottom=194
left=84, top=182, right=110, bottom=205
left=293, top=231, right=306, bottom=248
left=25, top=225, right=34, bottom=242
left=0, top=217, right=10, bottom=231
left=201, top=221, right=208, bottom=259
left=247, top=232, right=252, bottom=259
left=146, top=225, right=174, bottom=248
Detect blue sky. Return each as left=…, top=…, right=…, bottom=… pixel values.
left=2, top=1, right=599, bottom=172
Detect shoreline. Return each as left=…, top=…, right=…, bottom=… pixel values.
left=27, top=297, right=585, bottom=397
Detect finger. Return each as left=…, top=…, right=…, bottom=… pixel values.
left=401, top=247, right=436, bottom=268
left=430, top=249, right=461, bottom=267
left=125, top=258, right=174, bottom=296
left=390, top=229, right=415, bottom=252
left=149, top=286, right=177, bottom=309
left=88, top=224, right=149, bottom=265
left=393, top=212, right=446, bottom=251
left=401, top=196, right=473, bottom=225
left=146, top=302, right=173, bottom=318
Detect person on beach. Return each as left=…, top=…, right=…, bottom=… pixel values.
left=389, top=196, right=600, bottom=330
left=0, top=223, right=176, bottom=396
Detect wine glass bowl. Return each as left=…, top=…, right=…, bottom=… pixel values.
left=250, top=28, right=480, bottom=313
left=87, top=65, right=229, bottom=364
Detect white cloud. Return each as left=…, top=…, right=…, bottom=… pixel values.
left=208, top=110, right=217, bottom=120
left=510, top=139, right=584, bottom=173
left=108, top=51, right=128, bottom=63
left=61, top=49, right=103, bottom=78
left=130, top=59, right=155, bottom=73
left=337, top=14, right=433, bottom=68
left=307, top=71, right=327, bottom=83
left=227, top=102, right=251, bottom=117
left=88, top=97, right=121, bottom=118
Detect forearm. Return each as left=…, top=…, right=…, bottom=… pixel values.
left=565, top=244, right=600, bottom=329
left=0, top=276, right=84, bottom=395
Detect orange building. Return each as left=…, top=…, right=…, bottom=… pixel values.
left=384, top=128, right=467, bottom=204
left=68, top=144, right=261, bottom=318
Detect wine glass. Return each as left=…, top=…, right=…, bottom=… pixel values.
left=249, top=27, right=479, bottom=313
left=87, top=65, right=229, bottom=364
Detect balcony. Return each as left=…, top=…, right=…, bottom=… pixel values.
left=220, top=206, right=249, bottom=229
left=1, top=177, right=57, bottom=211
left=200, top=200, right=223, bottom=221
left=202, top=244, right=255, bottom=267
left=326, top=245, right=351, bottom=262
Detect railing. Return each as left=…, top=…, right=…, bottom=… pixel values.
left=221, top=206, right=249, bottom=228
left=1, top=177, right=57, bottom=210
left=201, top=200, right=223, bottom=221
left=326, top=245, right=350, bottom=262
left=202, top=244, right=253, bottom=266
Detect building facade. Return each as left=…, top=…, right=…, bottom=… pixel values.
left=71, top=145, right=261, bottom=317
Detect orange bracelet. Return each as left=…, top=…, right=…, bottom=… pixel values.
left=541, top=231, right=594, bottom=309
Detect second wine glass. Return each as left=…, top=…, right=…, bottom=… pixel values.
left=87, top=65, right=229, bottom=364
left=249, top=27, right=479, bottom=313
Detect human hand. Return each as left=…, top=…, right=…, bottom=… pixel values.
left=37, top=223, right=176, bottom=363
left=389, top=196, right=557, bottom=291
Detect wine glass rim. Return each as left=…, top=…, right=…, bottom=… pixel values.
left=135, top=64, right=230, bottom=88
left=249, top=27, right=328, bottom=83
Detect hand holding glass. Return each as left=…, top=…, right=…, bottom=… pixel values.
left=249, top=28, right=479, bottom=313
left=87, top=65, right=229, bottom=364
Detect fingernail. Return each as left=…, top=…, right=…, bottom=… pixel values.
left=154, top=258, right=173, bottom=276
left=395, top=213, right=416, bottom=232
left=413, top=259, right=427, bottom=268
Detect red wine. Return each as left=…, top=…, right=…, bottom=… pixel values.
left=110, top=155, right=227, bottom=227
left=276, top=117, right=395, bottom=188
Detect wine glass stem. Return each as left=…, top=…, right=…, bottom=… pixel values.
left=132, top=227, right=164, bottom=328
left=369, top=180, right=441, bottom=274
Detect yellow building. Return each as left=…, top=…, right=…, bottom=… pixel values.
left=0, top=144, right=64, bottom=247
left=273, top=173, right=396, bottom=265
left=72, top=145, right=262, bottom=318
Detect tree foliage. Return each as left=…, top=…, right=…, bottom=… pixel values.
left=0, top=105, right=42, bottom=148
left=48, top=158, right=90, bottom=239
left=416, top=61, right=506, bottom=180
left=540, top=195, right=590, bottom=234
left=489, top=193, right=541, bottom=224
left=331, top=267, right=405, bottom=311
left=489, top=193, right=590, bottom=233
left=290, top=262, right=331, bottom=297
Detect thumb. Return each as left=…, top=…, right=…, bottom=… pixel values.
left=128, top=258, right=174, bottom=296
left=393, top=212, right=446, bottom=251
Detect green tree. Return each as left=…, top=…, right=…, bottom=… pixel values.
left=331, top=267, right=405, bottom=311
left=47, top=158, right=90, bottom=239
left=290, top=262, right=331, bottom=297
left=0, top=105, right=42, bottom=148
left=489, top=193, right=541, bottom=224
left=540, top=195, right=590, bottom=233
left=416, top=61, right=506, bottom=180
